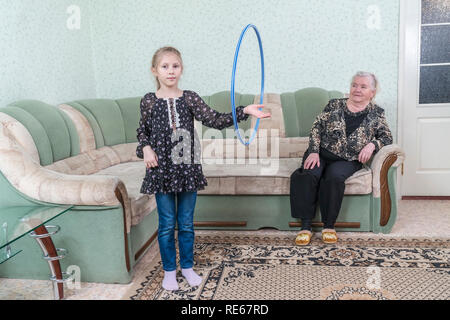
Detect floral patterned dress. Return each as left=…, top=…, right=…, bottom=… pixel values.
left=136, top=90, right=249, bottom=194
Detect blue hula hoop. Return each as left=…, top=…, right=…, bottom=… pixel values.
left=231, top=24, right=265, bottom=146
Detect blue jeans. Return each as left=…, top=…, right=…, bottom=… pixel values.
left=155, top=192, right=197, bottom=271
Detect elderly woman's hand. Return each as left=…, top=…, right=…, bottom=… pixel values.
left=304, top=153, right=320, bottom=170
left=358, top=143, right=376, bottom=163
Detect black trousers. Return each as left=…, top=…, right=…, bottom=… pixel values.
left=290, top=148, right=362, bottom=230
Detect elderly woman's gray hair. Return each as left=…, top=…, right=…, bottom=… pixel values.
left=352, top=71, right=379, bottom=100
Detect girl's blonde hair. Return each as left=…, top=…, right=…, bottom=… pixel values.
left=151, top=46, right=183, bottom=90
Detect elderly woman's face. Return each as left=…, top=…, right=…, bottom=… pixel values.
left=349, top=76, right=375, bottom=104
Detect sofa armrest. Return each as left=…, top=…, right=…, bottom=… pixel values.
left=370, top=144, right=405, bottom=230
left=370, top=144, right=405, bottom=198
left=1, top=154, right=123, bottom=207
left=0, top=123, right=133, bottom=232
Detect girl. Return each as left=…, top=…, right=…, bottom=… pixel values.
left=136, top=46, right=270, bottom=291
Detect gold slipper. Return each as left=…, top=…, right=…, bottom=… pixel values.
left=322, top=229, right=338, bottom=244
left=295, top=230, right=313, bottom=246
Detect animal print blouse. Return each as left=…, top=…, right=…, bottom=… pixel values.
left=309, top=98, right=393, bottom=161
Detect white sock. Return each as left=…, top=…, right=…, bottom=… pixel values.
left=181, top=268, right=202, bottom=287
left=162, top=270, right=178, bottom=291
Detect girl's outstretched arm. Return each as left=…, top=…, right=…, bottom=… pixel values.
left=186, top=91, right=269, bottom=130
left=243, top=104, right=271, bottom=119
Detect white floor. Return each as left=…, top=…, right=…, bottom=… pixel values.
left=0, top=200, right=449, bottom=300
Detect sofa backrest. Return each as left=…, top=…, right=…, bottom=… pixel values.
left=280, top=87, right=344, bottom=137
left=0, top=87, right=342, bottom=168
left=200, top=88, right=344, bottom=139
left=63, top=98, right=142, bottom=150
left=199, top=91, right=255, bottom=138
left=61, top=89, right=343, bottom=150
left=0, top=100, right=80, bottom=166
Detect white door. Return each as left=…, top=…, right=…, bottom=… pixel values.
left=400, top=0, right=450, bottom=196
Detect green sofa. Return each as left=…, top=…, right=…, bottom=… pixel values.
left=0, top=98, right=157, bottom=284
left=0, top=88, right=404, bottom=284
left=194, top=89, right=404, bottom=234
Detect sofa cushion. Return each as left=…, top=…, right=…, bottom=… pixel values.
left=96, top=162, right=155, bottom=226
left=199, top=91, right=255, bottom=137
left=252, top=93, right=286, bottom=138
left=94, top=156, right=371, bottom=225
left=63, top=97, right=141, bottom=149
left=200, top=137, right=309, bottom=160
left=200, top=158, right=372, bottom=195
left=59, top=104, right=97, bottom=153
left=0, top=112, right=40, bottom=164
left=280, top=88, right=344, bottom=137
left=0, top=101, right=80, bottom=165
left=45, top=143, right=140, bottom=175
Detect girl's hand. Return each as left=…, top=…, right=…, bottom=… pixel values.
left=304, top=153, right=320, bottom=170
left=358, top=143, right=375, bottom=164
left=143, top=146, right=158, bottom=168
left=244, top=104, right=271, bottom=119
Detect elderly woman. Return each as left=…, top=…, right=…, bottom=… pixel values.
left=290, top=72, right=393, bottom=245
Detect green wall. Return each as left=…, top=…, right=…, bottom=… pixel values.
left=0, top=0, right=400, bottom=138
left=0, top=0, right=97, bottom=106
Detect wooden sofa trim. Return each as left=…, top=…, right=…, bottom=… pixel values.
left=289, top=222, right=361, bottom=228
left=134, top=231, right=158, bottom=261
left=114, top=187, right=131, bottom=272
left=402, top=196, right=450, bottom=200
left=379, top=154, right=398, bottom=227
left=194, top=221, right=247, bottom=227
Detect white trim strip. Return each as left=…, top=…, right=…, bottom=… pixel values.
left=418, top=103, right=450, bottom=107
left=420, top=63, right=450, bottom=66
left=421, top=22, right=450, bottom=27
left=164, top=98, right=181, bottom=129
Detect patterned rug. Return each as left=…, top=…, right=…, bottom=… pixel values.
left=124, top=234, right=450, bottom=300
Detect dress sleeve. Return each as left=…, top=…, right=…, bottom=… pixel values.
left=186, top=91, right=249, bottom=130
left=136, top=96, right=152, bottom=159
left=308, top=101, right=334, bottom=153
left=370, top=110, right=393, bottom=153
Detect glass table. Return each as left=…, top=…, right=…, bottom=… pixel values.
left=1, top=205, right=74, bottom=300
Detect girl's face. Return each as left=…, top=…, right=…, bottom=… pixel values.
left=349, top=76, right=375, bottom=105
left=152, top=53, right=183, bottom=89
